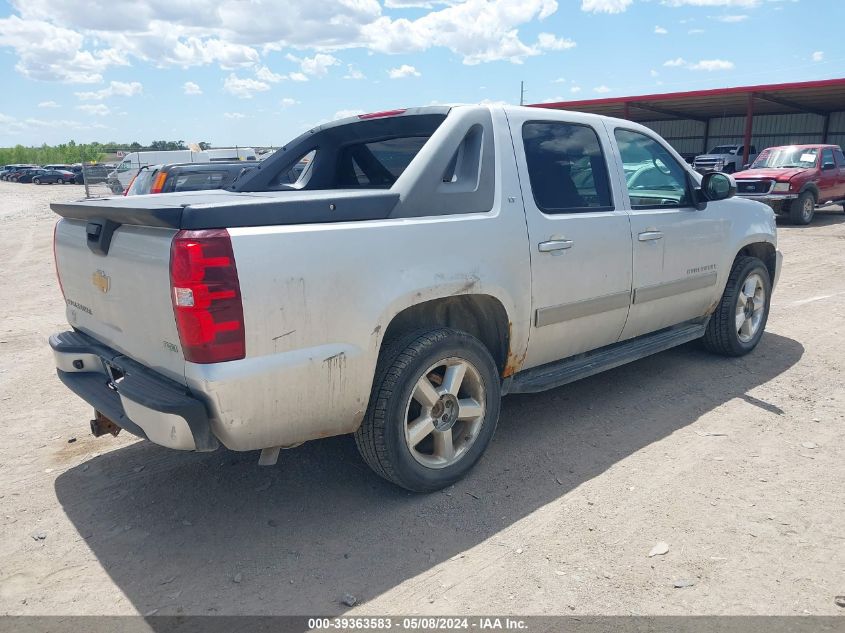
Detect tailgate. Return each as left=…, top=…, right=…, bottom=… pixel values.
left=54, top=218, right=186, bottom=383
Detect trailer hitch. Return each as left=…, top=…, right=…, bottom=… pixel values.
left=90, top=410, right=121, bottom=437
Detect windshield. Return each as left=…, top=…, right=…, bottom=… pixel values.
left=709, top=146, right=737, bottom=154
left=751, top=147, right=818, bottom=169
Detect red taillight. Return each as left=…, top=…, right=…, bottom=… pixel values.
left=357, top=109, right=406, bottom=120
left=170, top=229, right=245, bottom=364
left=53, top=220, right=65, bottom=299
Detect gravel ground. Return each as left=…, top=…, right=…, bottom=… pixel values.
left=0, top=180, right=843, bottom=616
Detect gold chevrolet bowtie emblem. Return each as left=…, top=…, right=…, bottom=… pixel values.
left=92, top=270, right=110, bottom=293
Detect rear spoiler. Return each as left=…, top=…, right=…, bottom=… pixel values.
left=50, top=189, right=401, bottom=230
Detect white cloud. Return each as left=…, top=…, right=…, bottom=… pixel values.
left=255, top=65, right=285, bottom=82
left=594, top=85, right=611, bottom=93
left=654, top=25, right=668, bottom=34
left=0, top=15, right=126, bottom=83
left=812, top=51, right=824, bottom=62
left=75, top=80, right=142, bottom=100
left=334, top=109, right=365, bottom=120
left=688, top=28, right=705, bottom=34
left=38, top=100, right=60, bottom=108
left=689, top=58, right=734, bottom=70
left=362, top=0, right=564, bottom=65
left=288, top=72, right=308, bottom=82
left=664, top=56, right=734, bottom=70
left=183, top=81, right=202, bottom=95
left=224, top=112, right=246, bottom=119
left=650, top=69, right=659, bottom=77
left=223, top=73, right=270, bottom=98
left=713, top=14, right=748, bottom=21
left=76, top=103, right=110, bottom=116
left=388, top=64, right=420, bottom=78
left=0, top=0, right=573, bottom=85
left=343, top=65, right=365, bottom=79
left=571, top=86, right=582, bottom=93
left=581, top=0, right=633, bottom=12
left=287, top=53, right=339, bottom=78
left=0, top=111, right=107, bottom=137
left=280, top=97, right=298, bottom=107
left=536, top=33, right=576, bottom=51
left=663, top=0, right=759, bottom=6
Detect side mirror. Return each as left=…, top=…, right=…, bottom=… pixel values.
left=743, top=164, right=750, bottom=169
left=695, top=171, right=735, bottom=209
left=822, top=162, right=835, bottom=171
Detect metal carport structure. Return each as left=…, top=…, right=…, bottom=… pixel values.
left=531, top=78, right=845, bottom=165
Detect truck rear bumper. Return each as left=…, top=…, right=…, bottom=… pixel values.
left=50, top=330, right=218, bottom=452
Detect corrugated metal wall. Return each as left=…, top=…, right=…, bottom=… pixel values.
left=642, top=111, right=845, bottom=157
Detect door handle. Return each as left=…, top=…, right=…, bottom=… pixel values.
left=538, top=239, right=574, bottom=252
left=638, top=231, right=664, bottom=242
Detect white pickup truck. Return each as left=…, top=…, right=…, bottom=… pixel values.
left=50, top=105, right=782, bottom=491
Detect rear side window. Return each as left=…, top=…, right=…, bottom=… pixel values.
left=170, top=170, right=230, bottom=192
left=835, top=148, right=845, bottom=166
left=821, top=148, right=835, bottom=168
left=522, top=121, right=613, bottom=214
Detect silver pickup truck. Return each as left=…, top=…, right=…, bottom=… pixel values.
left=50, top=105, right=782, bottom=491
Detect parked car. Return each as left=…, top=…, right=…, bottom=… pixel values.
left=50, top=105, right=781, bottom=492
left=109, top=148, right=257, bottom=191
left=67, top=165, right=85, bottom=185
left=13, top=168, right=46, bottom=183
left=124, top=162, right=257, bottom=196
left=733, top=144, right=845, bottom=224
left=2, top=165, right=37, bottom=181
left=32, top=169, right=76, bottom=185
left=693, top=144, right=757, bottom=174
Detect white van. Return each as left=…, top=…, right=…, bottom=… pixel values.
left=109, top=148, right=257, bottom=191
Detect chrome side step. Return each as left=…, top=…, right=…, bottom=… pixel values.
left=507, top=322, right=707, bottom=395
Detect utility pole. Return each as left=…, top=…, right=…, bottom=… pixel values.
left=519, top=81, right=525, bottom=106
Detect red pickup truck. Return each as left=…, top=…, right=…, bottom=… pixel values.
left=733, top=144, right=845, bottom=224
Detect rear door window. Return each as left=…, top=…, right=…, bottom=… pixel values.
left=170, top=171, right=229, bottom=192
left=522, top=121, right=613, bottom=214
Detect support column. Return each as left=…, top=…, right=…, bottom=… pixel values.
left=822, top=112, right=831, bottom=143
left=742, top=93, right=754, bottom=167
left=703, top=118, right=710, bottom=154
left=623, top=102, right=630, bottom=120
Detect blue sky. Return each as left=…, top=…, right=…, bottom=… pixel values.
left=0, top=0, right=842, bottom=148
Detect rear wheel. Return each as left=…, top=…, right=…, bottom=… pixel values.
left=703, top=256, right=771, bottom=357
left=33, top=178, right=41, bottom=185
left=355, top=328, right=501, bottom=492
left=789, top=191, right=815, bottom=225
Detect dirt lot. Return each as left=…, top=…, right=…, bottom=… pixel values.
left=0, top=180, right=843, bottom=617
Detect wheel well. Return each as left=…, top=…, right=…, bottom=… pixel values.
left=737, top=242, right=776, bottom=282
left=800, top=183, right=819, bottom=202
left=382, top=295, right=511, bottom=376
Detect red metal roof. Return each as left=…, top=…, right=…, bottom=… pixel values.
left=530, top=78, right=845, bottom=121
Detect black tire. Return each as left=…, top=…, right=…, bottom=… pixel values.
left=702, top=256, right=771, bottom=357
left=723, top=164, right=735, bottom=174
left=33, top=178, right=40, bottom=185
left=788, top=190, right=815, bottom=225
left=354, top=328, right=501, bottom=492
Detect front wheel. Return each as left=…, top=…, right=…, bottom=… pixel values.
left=789, top=191, right=815, bottom=225
left=703, top=256, right=771, bottom=357
left=33, top=178, right=41, bottom=185
left=355, top=328, right=501, bottom=492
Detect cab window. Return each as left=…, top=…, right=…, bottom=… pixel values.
left=821, top=148, right=835, bottom=169
left=522, top=121, right=613, bottom=214
left=614, top=129, right=692, bottom=209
